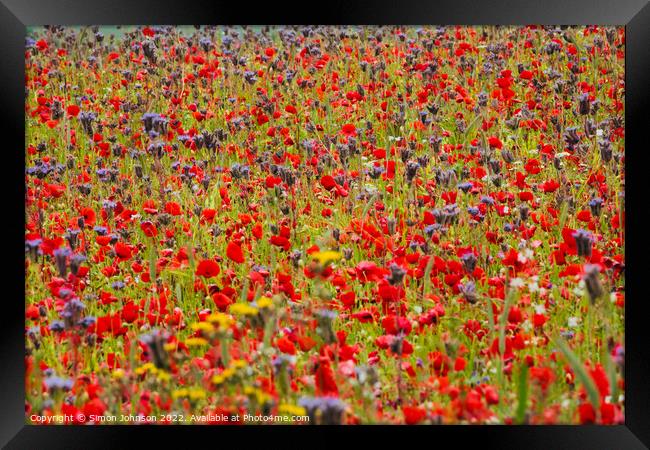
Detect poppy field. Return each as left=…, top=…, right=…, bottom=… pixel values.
left=25, top=25, right=625, bottom=425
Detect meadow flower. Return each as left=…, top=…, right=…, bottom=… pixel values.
left=583, top=264, right=605, bottom=303
left=229, top=303, right=259, bottom=316
left=459, top=281, right=479, bottom=304
left=572, top=229, right=594, bottom=258
left=298, top=397, right=347, bottom=425
left=53, top=247, right=71, bottom=278
left=311, top=250, right=342, bottom=266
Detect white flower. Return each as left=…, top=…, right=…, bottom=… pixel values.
left=568, top=317, right=579, bottom=328
left=534, top=304, right=546, bottom=314
left=510, top=278, right=525, bottom=288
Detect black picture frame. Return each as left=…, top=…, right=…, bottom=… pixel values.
left=2, top=1, right=648, bottom=448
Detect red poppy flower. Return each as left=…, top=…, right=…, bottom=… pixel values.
left=270, top=235, right=290, bottom=251
left=320, top=175, right=337, bottom=191
left=276, top=337, right=296, bottom=355
left=196, top=259, right=220, bottom=278
left=164, top=202, right=182, bottom=216
left=140, top=221, right=158, bottom=237
left=226, top=241, right=245, bottom=264
left=66, top=105, right=80, bottom=117
left=488, top=136, right=503, bottom=149
left=114, top=242, right=133, bottom=260
left=403, top=406, right=427, bottom=425
left=341, top=123, right=356, bottom=136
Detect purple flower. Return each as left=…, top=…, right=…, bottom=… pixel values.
left=572, top=229, right=594, bottom=258
left=583, top=264, right=604, bottom=303
left=53, top=247, right=71, bottom=278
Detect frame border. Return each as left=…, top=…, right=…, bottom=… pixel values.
left=2, top=1, right=648, bottom=448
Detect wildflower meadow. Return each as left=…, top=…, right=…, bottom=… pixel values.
left=25, top=25, right=625, bottom=425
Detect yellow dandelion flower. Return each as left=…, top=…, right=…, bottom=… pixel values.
left=188, top=388, right=206, bottom=401
left=212, top=374, right=225, bottom=385
left=231, top=359, right=247, bottom=369
left=222, top=367, right=236, bottom=378
left=243, top=386, right=255, bottom=395
left=112, top=369, right=125, bottom=380
left=157, top=370, right=171, bottom=382
left=256, top=390, right=271, bottom=404
left=278, top=404, right=307, bottom=416
left=172, top=388, right=188, bottom=399
left=185, top=337, right=209, bottom=347
left=206, top=312, right=234, bottom=328
left=312, top=250, right=342, bottom=266
left=135, top=362, right=156, bottom=375
left=191, top=322, right=215, bottom=333
left=163, top=342, right=177, bottom=352
left=229, top=303, right=259, bottom=316
left=256, top=296, right=274, bottom=309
